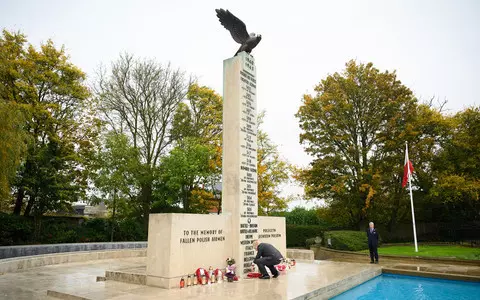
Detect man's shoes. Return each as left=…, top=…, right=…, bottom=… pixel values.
left=272, top=274, right=279, bottom=278
left=375, top=261, right=379, bottom=264
left=259, top=274, right=270, bottom=279
left=370, top=261, right=374, bottom=264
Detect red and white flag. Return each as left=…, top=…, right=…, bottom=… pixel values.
left=402, top=144, right=414, bottom=188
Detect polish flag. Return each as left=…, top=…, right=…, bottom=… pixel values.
left=402, top=144, right=414, bottom=188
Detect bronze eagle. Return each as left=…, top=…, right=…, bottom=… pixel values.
left=215, top=8, right=262, bottom=56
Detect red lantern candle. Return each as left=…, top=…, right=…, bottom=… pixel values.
left=180, top=277, right=185, bottom=288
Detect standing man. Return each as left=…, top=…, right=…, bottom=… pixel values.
left=367, top=222, right=379, bottom=264
left=253, top=240, right=283, bottom=279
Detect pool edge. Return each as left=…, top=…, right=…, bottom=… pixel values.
left=382, top=267, right=480, bottom=282
left=291, top=267, right=382, bottom=300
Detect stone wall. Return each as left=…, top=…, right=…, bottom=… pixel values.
left=286, top=249, right=314, bottom=260
left=0, top=242, right=147, bottom=259
left=0, top=249, right=145, bottom=274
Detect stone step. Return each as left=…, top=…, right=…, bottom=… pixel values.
left=47, top=290, right=91, bottom=300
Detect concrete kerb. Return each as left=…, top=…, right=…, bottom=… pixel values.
left=382, top=267, right=480, bottom=282
left=0, top=248, right=146, bottom=274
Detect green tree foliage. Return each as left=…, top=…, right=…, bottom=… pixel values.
left=0, top=102, right=27, bottom=209
left=168, top=84, right=223, bottom=212
left=171, top=84, right=223, bottom=143
left=284, top=207, right=323, bottom=225
left=0, top=30, right=99, bottom=224
left=296, top=60, right=480, bottom=230
left=257, top=112, right=291, bottom=215
left=429, top=107, right=480, bottom=221
left=93, top=131, right=141, bottom=240
left=158, top=137, right=216, bottom=213
left=371, top=103, right=453, bottom=230
left=296, top=60, right=418, bottom=228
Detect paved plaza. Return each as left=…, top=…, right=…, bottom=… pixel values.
left=0, top=257, right=381, bottom=300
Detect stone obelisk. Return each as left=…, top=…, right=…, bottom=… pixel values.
left=222, top=51, right=259, bottom=276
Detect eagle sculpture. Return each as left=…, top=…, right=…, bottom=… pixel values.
left=215, top=8, right=262, bottom=56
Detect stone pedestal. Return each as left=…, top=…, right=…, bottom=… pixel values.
left=146, top=214, right=229, bottom=288
left=222, top=52, right=259, bottom=275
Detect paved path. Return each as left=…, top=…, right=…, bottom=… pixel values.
left=0, top=257, right=380, bottom=300
left=0, top=257, right=144, bottom=300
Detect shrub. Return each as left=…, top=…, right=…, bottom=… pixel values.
left=78, top=218, right=109, bottom=242
left=305, top=237, right=322, bottom=248
left=286, top=224, right=325, bottom=248
left=116, top=218, right=146, bottom=241
left=0, top=213, right=33, bottom=245
left=41, top=218, right=81, bottom=243
left=323, top=230, right=369, bottom=251
left=49, top=229, right=78, bottom=243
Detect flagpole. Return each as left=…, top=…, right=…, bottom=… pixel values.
left=406, top=142, right=419, bottom=252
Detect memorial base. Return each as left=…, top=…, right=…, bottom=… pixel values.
left=146, top=213, right=285, bottom=289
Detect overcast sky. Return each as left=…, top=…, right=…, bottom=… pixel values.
left=2, top=0, right=479, bottom=208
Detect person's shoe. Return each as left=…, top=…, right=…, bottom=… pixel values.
left=272, top=274, right=279, bottom=278
left=370, top=261, right=375, bottom=264
left=259, top=274, right=270, bottom=279
left=375, top=261, right=379, bottom=264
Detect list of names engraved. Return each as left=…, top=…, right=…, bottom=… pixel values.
left=238, top=54, right=258, bottom=273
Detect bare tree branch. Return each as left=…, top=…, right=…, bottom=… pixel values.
left=94, top=53, right=189, bottom=168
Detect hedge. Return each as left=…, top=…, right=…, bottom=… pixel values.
left=0, top=213, right=146, bottom=246
left=286, top=224, right=326, bottom=248
left=323, top=230, right=369, bottom=251
left=0, top=213, right=33, bottom=245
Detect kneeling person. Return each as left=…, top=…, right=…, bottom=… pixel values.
left=253, top=240, right=283, bottom=279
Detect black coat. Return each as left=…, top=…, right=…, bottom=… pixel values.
left=366, top=228, right=379, bottom=247
left=255, top=243, right=283, bottom=260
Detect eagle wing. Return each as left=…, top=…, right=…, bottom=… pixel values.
left=215, top=9, right=250, bottom=44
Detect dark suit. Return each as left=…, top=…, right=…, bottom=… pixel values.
left=254, top=243, right=283, bottom=276
left=366, top=228, right=379, bottom=262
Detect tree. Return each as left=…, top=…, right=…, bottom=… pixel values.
left=171, top=84, right=223, bottom=143
left=93, top=131, right=140, bottom=241
left=95, top=53, right=190, bottom=227
left=0, top=30, right=29, bottom=210
left=257, top=112, right=291, bottom=215
left=0, top=102, right=27, bottom=210
left=370, top=102, right=453, bottom=230
left=169, top=84, right=223, bottom=212
left=157, top=137, right=215, bottom=213
left=429, top=107, right=480, bottom=222
left=296, top=60, right=418, bottom=228
left=285, top=207, right=322, bottom=225
left=0, top=30, right=98, bottom=224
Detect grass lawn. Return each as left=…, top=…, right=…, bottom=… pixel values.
left=360, top=245, right=480, bottom=260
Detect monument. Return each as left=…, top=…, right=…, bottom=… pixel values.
left=222, top=51, right=259, bottom=275
left=145, top=9, right=285, bottom=289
